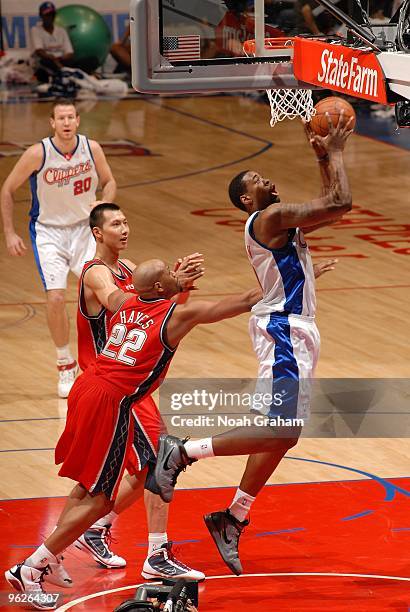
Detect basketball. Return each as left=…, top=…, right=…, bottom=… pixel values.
left=309, top=97, right=356, bottom=136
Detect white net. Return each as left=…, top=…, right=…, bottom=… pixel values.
left=266, top=87, right=316, bottom=127
left=243, top=37, right=316, bottom=127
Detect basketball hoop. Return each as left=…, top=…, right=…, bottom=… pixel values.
left=243, top=37, right=316, bottom=127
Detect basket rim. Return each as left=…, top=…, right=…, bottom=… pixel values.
left=243, top=37, right=296, bottom=55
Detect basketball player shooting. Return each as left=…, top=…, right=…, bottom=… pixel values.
left=154, top=112, right=354, bottom=575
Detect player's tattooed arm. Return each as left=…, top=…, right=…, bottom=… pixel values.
left=309, top=112, right=353, bottom=205
left=301, top=219, right=340, bottom=233
left=257, top=192, right=352, bottom=250
left=303, top=120, right=332, bottom=196
left=303, top=111, right=353, bottom=200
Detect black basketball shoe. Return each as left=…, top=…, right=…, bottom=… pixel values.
left=204, top=509, right=249, bottom=575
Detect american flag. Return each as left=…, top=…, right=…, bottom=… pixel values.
left=162, top=35, right=201, bottom=62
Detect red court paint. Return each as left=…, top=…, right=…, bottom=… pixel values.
left=2, top=479, right=410, bottom=610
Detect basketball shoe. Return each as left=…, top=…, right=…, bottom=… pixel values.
left=57, top=361, right=78, bottom=398
left=5, top=563, right=57, bottom=610
left=154, top=434, right=196, bottom=503
left=141, top=542, right=205, bottom=581
left=204, top=509, right=249, bottom=576
left=44, top=556, right=72, bottom=588
left=75, top=524, right=126, bottom=568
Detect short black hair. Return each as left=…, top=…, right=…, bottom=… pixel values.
left=89, top=203, right=121, bottom=230
left=228, top=170, right=249, bottom=211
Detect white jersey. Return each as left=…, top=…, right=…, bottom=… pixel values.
left=245, top=211, right=316, bottom=317
left=30, top=134, right=99, bottom=226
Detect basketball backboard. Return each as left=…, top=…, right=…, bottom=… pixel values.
left=130, top=0, right=306, bottom=94
left=130, top=0, right=410, bottom=124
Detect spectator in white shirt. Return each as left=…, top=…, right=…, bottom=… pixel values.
left=31, top=2, right=74, bottom=81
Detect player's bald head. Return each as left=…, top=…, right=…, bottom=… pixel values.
left=133, top=259, right=167, bottom=293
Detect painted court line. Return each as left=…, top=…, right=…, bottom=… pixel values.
left=55, top=572, right=410, bottom=610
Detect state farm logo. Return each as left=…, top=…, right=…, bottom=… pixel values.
left=317, top=49, right=378, bottom=98
left=43, top=160, right=92, bottom=187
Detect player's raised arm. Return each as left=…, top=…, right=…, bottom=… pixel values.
left=107, top=288, right=134, bottom=313
left=83, top=265, right=124, bottom=309
left=89, top=140, right=117, bottom=203
left=172, top=252, right=205, bottom=292
left=165, top=288, right=261, bottom=347
left=256, top=114, right=352, bottom=238
left=1, top=144, right=44, bottom=256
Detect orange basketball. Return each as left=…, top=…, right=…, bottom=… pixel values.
left=309, top=96, right=356, bottom=136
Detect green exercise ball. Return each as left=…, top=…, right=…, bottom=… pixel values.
left=55, top=5, right=112, bottom=72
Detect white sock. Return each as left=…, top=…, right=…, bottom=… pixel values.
left=91, top=510, right=118, bottom=529
left=56, top=345, right=74, bottom=365
left=25, top=544, right=57, bottom=569
left=229, top=488, right=256, bottom=523
left=147, top=532, right=168, bottom=556
left=184, top=438, right=214, bottom=460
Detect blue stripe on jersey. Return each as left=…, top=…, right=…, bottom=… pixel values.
left=29, top=172, right=40, bottom=220
left=266, top=314, right=299, bottom=419
left=29, top=219, right=46, bottom=289
left=271, top=239, right=305, bottom=315
left=86, top=137, right=95, bottom=163
left=248, top=214, right=306, bottom=315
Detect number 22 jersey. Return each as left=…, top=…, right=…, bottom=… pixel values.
left=93, top=295, right=177, bottom=402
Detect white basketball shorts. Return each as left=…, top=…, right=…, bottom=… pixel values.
left=29, top=219, right=96, bottom=290
left=249, top=312, right=320, bottom=420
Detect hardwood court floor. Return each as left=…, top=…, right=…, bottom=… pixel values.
left=0, top=97, right=409, bottom=603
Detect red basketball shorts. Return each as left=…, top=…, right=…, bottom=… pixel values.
left=127, top=396, right=167, bottom=476
left=55, top=373, right=162, bottom=500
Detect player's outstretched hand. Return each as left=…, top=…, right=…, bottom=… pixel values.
left=174, top=252, right=205, bottom=291
left=6, top=232, right=27, bottom=256
left=313, top=258, right=338, bottom=278
left=303, top=119, right=328, bottom=161
left=173, top=252, right=204, bottom=272
left=304, top=111, right=354, bottom=156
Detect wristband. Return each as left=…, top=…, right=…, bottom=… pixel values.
left=317, top=154, right=329, bottom=163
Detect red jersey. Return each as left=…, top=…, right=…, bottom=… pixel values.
left=93, top=296, right=176, bottom=402
left=77, top=259, right=135, bottom=371
left=215, top=12, right=283, bottom=56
